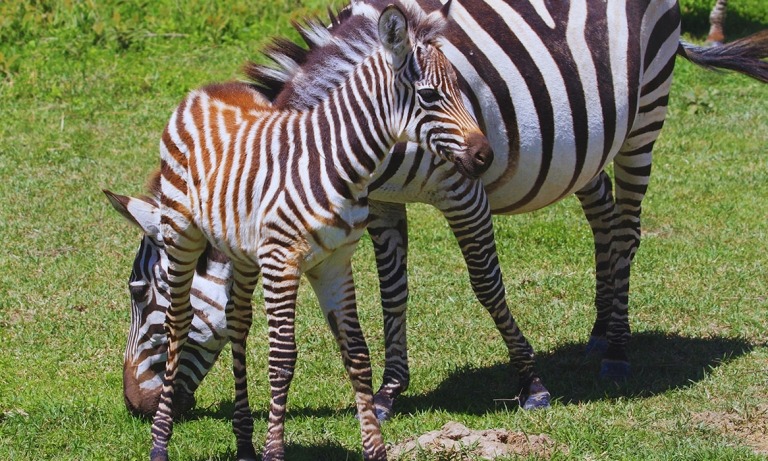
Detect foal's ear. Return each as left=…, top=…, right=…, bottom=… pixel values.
left=378, top=4, right=410, bottom=69
left=103, top=189, right=163, bottom=242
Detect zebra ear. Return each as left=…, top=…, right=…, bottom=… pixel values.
left=440, top=0, right=453, bottom=17
left=103, top=189, right=163, bottom=242
left=378, top=4, right=410, bottom=69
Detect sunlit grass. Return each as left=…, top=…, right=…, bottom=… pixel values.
left=1, top=1, right=766, bottom=460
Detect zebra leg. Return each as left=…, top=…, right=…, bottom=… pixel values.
left=707, top=0, right=728, bottom=46
left=439, top=180, right=550, bottom=410
left=150, top=218, right=205, bottom=461
left=228, top=262, right=260, bottom=461
left=307, top=247, right=386, bottom=461
left=575, top=171, right=617, bottom=359
left=367, top=201, right=409, bottom=421
left=260, top=259, right=301, bottom=461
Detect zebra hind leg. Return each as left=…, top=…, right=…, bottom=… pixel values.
left=228, top=262, right=260, bottom=461
left=306, top=248, right=386, bottom=460
left=368, top=201, right=410, bottom=421
left=575, top=171, right=617, bottom=361
left=441, top=180, right=550, bottom=409
left=260, top=259, right=301, bottom=461
left=576, top=172, right=634, bottom=380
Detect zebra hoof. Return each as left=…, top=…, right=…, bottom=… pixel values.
left=521, top=391, right=551, bottom=410
left=373, top=393, right=394, bottom=422
left=149, top=447, right=168, bottom=461
left=521, top=377, right=551, bottom=410
left=585, top=335, right=608, bottom=357
left=600, top=359, right=631, bottom=381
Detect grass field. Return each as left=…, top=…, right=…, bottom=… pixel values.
left=1, top=1, right=766, bottom=460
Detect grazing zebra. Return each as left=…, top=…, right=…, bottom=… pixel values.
left=113, top=0, right=768, bottom=423
left=106, top=2, right=491, bottom=460
left=105, top=189, right=232, bottom=418
left=707, top=0, right=728, bottom=45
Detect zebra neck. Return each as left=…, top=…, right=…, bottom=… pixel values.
left=307, top=52, right=400, bottom=194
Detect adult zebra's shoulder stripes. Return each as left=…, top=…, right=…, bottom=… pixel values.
left=107, top=3, right=490, bottom=460
left=112, top=0, right=768, bottom=423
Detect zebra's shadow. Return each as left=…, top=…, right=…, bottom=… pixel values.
left=395, top=330, right=755, bottom=414
left=187, top=443, right=358, bottom=461
left=183, top=330, right=753, bottom=422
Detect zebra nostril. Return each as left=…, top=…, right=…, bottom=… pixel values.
left=467, top=132, right=493, bottom=174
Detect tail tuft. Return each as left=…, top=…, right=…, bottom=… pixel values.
left=677, top=30, right=768, bottom=83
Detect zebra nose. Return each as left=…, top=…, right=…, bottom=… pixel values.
left=466, top=131, right=493, bottom=176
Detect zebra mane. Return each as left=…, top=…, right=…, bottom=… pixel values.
left=244, top=0, right=447, bottom=109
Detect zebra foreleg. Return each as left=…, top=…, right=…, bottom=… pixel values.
left=440, top=180, right=550, bottom=410
left=367, top=201, right=410, bottom=421
left=228, top=263, right=260, bottom=461
left=307, top=248, right=386, bottom=461
left=150, top=219, right=205, bottom=461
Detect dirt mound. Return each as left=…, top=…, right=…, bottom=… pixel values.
left=693, top=404, right=768, bottom=455
left=389, top=421, right=565, bottom=460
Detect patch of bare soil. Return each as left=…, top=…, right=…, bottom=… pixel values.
left=693, top=404, right=768, bottom=455
left=389, top=421, right=566, bottom=460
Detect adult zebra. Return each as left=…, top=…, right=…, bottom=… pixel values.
left=106, top=3, right=491, bottom=460
left=111, top=0, right=768, bottom=422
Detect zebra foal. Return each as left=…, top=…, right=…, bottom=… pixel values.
left=106, top=3, right=490, bottom=460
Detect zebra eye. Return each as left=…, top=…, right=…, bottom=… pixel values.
left=417, top=88, right=441, bottom=104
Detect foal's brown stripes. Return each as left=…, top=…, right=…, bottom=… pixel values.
left=141, top=4, right=489, bottom=461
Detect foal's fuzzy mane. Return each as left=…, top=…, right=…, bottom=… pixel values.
left=244, top=0, right=447, bottom=109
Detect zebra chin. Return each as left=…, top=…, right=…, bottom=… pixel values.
left=443, top=132, right=493, bottom=179
left=123, top=364, right=196, bottom=419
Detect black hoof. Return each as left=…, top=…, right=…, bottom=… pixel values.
left=600, top=359, right=631, bottom=381
left=373, top=393, right=394, bottom=422
left=520, top=377, right=551, bottom=410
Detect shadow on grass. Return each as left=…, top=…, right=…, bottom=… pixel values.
left=182, top=331, right=753, bottom=423
left=395, top=330, right=754, bottom=415
left=188, top=443, right=360, bottom=461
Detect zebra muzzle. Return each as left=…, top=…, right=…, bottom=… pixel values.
left=453, top=132, right=493, bottom=179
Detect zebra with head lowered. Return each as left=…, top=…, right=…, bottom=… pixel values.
left=109, top=0, right=768, bottom=424
left=106, top=2, right=491, bottom=460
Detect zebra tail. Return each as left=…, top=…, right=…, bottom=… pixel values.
left=676, top=30, right=768, bottom=83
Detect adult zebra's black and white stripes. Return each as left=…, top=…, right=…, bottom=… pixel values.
left=113, top=0, right=768, bottom=422
left=107, top=3, right=490, bottom=460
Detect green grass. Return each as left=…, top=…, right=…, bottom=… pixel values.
left=1, top=1, right=767, bottom=460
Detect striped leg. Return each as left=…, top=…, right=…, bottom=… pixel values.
left=151, top=209, right=205, bottom=461
left=228, top=263, right=260, bottom=461
left=260, top=258, right=300, bottom=461
left=707, top=0, right=728, bottom=46
left=577, top=136, right=664, bottom=380
left=367, top=201, right=409, bottom=421
left=576, top=172, right=619, bottom=359
left=307, top=246, right=386, bottom=461
left=440, top=180, right=549, bottom=410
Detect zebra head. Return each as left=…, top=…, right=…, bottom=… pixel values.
left=377, top=2, right=492, bottom=178
left=104, top=189, right=232, bottom=418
